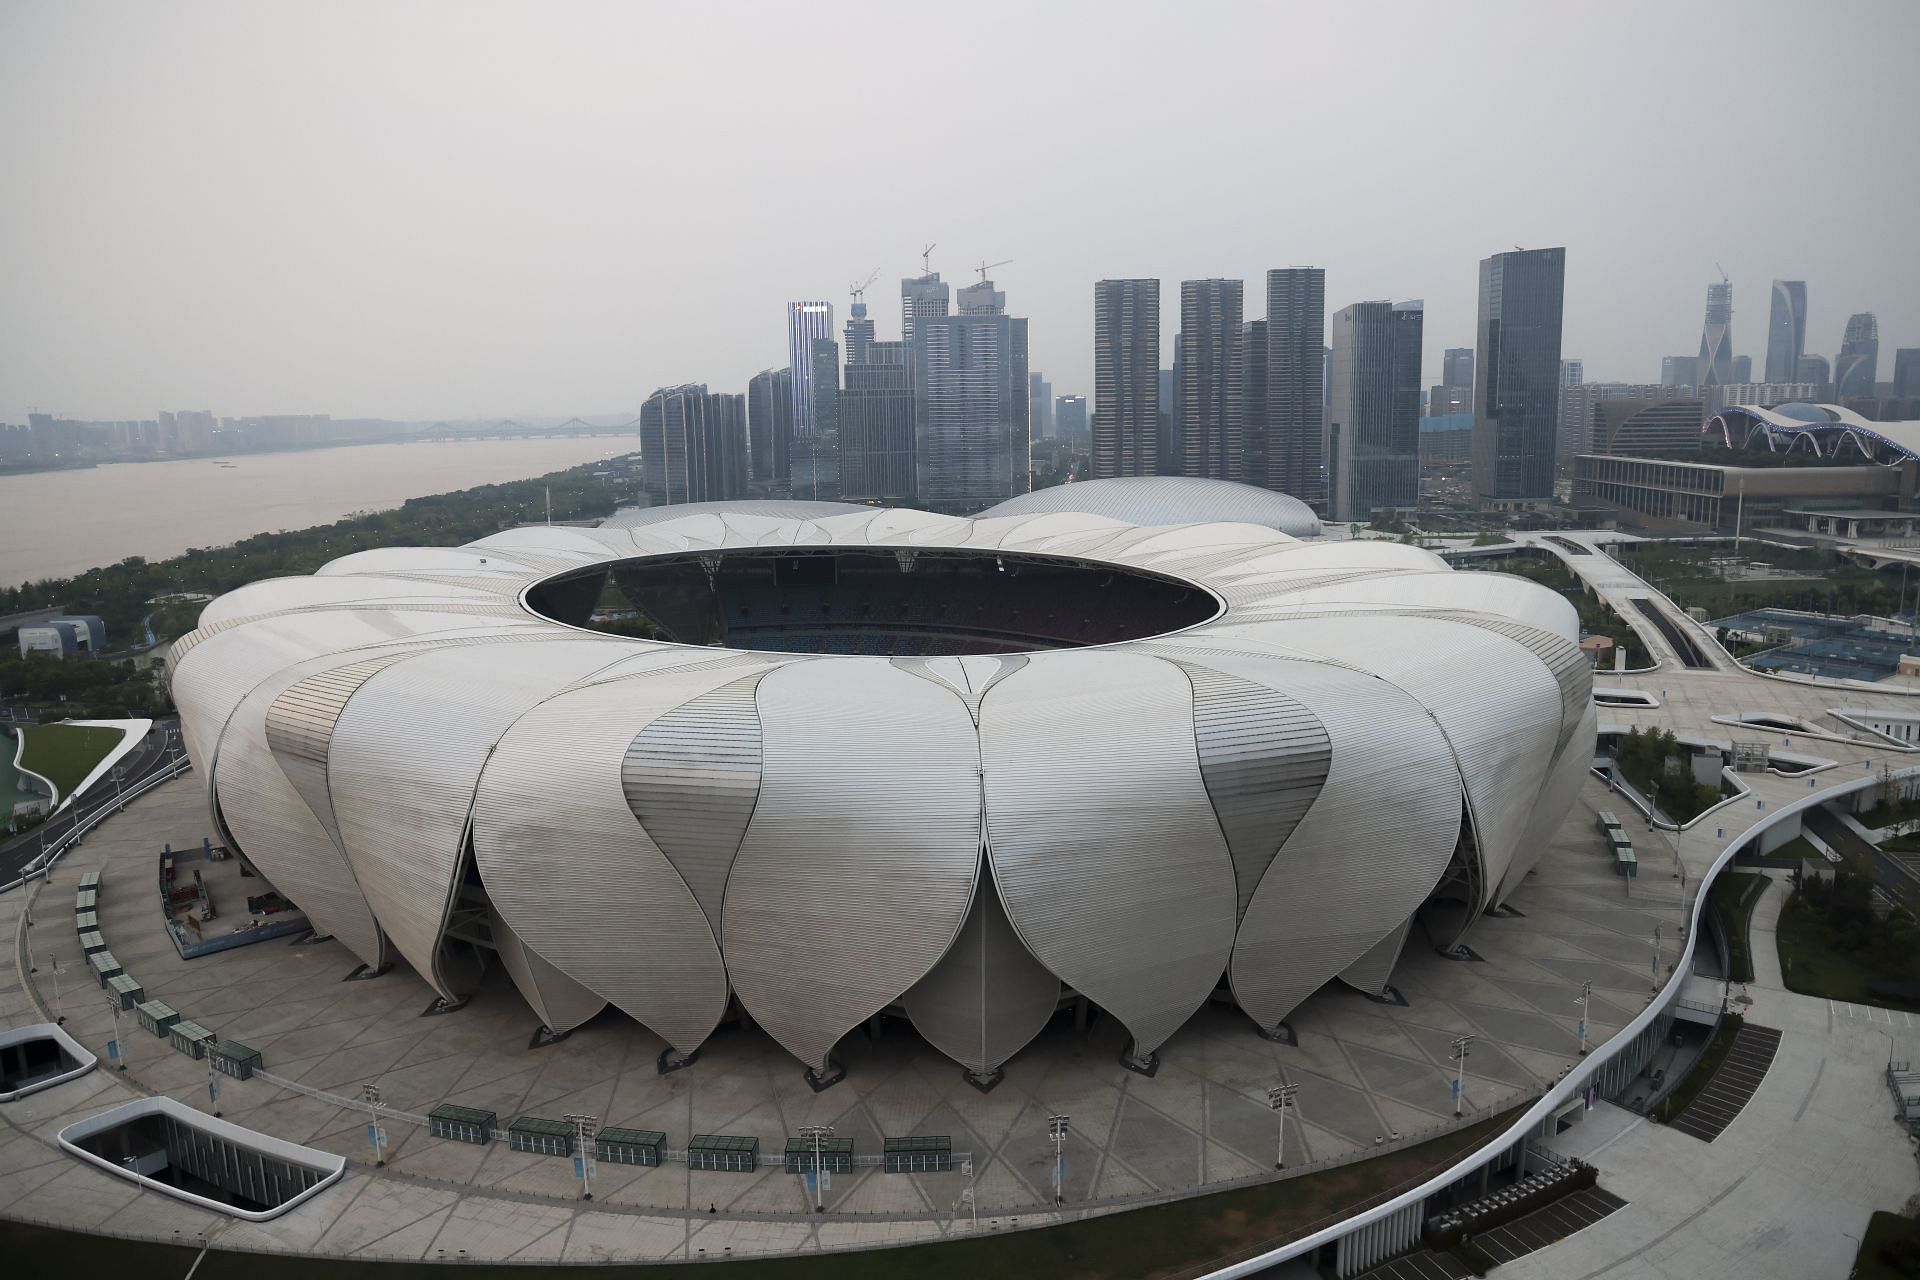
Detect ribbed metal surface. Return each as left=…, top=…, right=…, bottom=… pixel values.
left=264, top=654, right=415, bottom=847
left=721, top=660, right=982, bottom=1071
left=602, top=499, right=869, bottom=529
left=891, top=654, right=1028, bottom=723
left=981, top=475, right=1322, bottom=536
left=903, top=866, right=1059, bottom=1073
left=1202, top=653, right=1462, bottom=1031
left=199, top=574, right=497, bottom=627
left=1177, top=661, right=1330, bottom=919
left=328, top=640, right=632, bottom=1000
left=1497, top=699, right=1599, bottom=906
left=469, top=665, right=760, bottom=1052
left=622, top=669, right=771, bottom=933
left=1337, top=917, right=1414, bottom=997
left=489, top=906, right=607, bottom=1033
left=1434, top=611, right=1592, bottom=757
left=982, top=652, right=1237, bottom=1057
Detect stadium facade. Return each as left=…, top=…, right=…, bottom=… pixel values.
left=169, top=485, right=1592, bottom=1087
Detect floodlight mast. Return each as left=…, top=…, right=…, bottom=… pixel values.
left=1266, top=1082, right=1299, bottom=1169
left=799, top=1123, right=834, bottom=1212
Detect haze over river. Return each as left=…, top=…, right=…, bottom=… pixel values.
left=0, top=436, right=632, bottom=586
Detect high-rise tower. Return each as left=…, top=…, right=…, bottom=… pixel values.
left=1092, top=279, right=1161, bottom=478
left=912, top=274, right=1025, bottom=508
left=1265, top=267, right=1327, bottom=508
left=1697, top=281, right=1734, bottom=391
left=1328, top=299, right=1423, bottom=522
left=1836, top=313, right=1880, bottom=397
left=1470, top=247, right=1566, bottom=507
left=1765, top=280, right=1807, bottom=383
left=1178, top=279, right=1244, bottom=480
left=785, top=301, right=834, bottom=435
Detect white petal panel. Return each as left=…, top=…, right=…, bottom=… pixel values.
left=903, top=866, right=1060, bottom=1075
left=722, top=660, right=983, bottom=1072
left=981, top=652, right=1237, bottom=1059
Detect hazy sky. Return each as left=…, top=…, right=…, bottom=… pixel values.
left=4, top=0, right=1917, bottom=424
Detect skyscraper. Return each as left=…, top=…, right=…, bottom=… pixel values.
left=1178, top=279, right=1244, bottom=480
left=1661, top=355, right=1699, bottom=388
left=1895, top=349, right=1920, bottom=398
left=1797, top=354, right=1831, bottom=395
left=1470, top=246, right=1566, bottom=507
left=790, top=336, right=841, bottom=500
left=1092, top=279, right=1160, bottom=478
left=840, top=318, right=916, bottom=502
left=913, top=275, right=1025, bottom=508
left=1235, top=320, right=1269, bottom=487
left=1561, top=360, right=1584, bottom=387
left=1029, top=373, right=1054, bottom=439
left=785, top=301, right=834, bottom=436
left=1555, top=359, right=1584, bottom=458
left=640, top=384, right=748, bottom=506
left=1443, top=347, right=1475, bottom=388
left=1055, top=394, right=1088, bottom=442
left=901, top=273, right=950, bottom=344
left=1266, top=267, right=1328, bottom=508
left=1327, top=299, right=1422, bottom=522
left=1697, top=281, right=1734, bottom=391
left=1765, top=280, right=1807, bottom=383
left=1731, top=355, right=1752, bottom=384
left=746, top=367, right=794, bottom=487
left=1836, top=313, right=1880, bottom=397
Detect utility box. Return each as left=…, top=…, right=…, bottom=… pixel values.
left=784, top=1135, right=854, bottom=1174
left=73, top=911, right=96, bottom=933
left=73, top=888, right=96, bottom=915
left=507, top=1116, right=574, bottom=1157
left=428, top=1104, right=495, bottom=1146
left=595, top=1127, right=665, bottom=1167
left=136, top=999, right=179, bottom=1037
left=688, top=1134, right=759, bottom=1172
left=169, top=1020, right=215, bottom=1059
left=883, top=1135, right=953, bottom=1173
left=78, top=929, right=108, bottom=956
left=106, top=973, right=144, bottom=1010
left=88, top=949, right=123, bottom=987
left=212, top=1039, right=262, bottom=1080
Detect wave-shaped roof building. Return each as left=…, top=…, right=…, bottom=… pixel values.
left=169, top=481, right=1591, bottom=1087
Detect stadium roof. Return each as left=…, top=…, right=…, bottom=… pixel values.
left=981, top=476, right=1323, bottom=537
left=1710, top=402, right=1920, bottom=465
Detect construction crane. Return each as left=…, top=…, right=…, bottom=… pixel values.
left=849, top=267, right=880, bottom=305
left=920, top=242, right=937, bottom=275
left=1715, top=262, right=1729, bottom=283
left=975, top=258, right=1013, bottom=282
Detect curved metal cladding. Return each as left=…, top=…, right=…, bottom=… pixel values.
left=325, top=640, right=635, bottom=1003
left=721, top=660, right=983, bottom=1073
left=981, top=652, right=1238, bottom=1061
left=178, top=487, right=1599, bottom=1081
left=902, top=866, right=1060, bottom=1075
left=469, top=662, right=759, bottom=1051
left=981, top=475, right=1323, bottom=537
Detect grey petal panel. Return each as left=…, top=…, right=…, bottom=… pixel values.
left=264, top=655, right=417, bottom=847
left=1337, top=917, right=1414, bottom=998
left=981, top=652, right=1238, bottom=1058
left=722, top=660, right=983, bottom=1072
left=1495, top=699, right=1599, bottom=906
left=622, top=669, right=771, bottom=934
left=1175, top=660, right=1330, bottom=920
left=1433, top=611, right=1592, bottom=757
left=327, top=640, right=635, bottom=1002
left=903, top=864, right=1061, bottom=1074
left=1165, top=652, right=1462, bottom=1033
left=489, top=906, right=607, bottom=1034
left=471, top=666, right=759, bottom=1054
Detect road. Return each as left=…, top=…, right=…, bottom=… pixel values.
left=1801, top=804, right=1920, bottom=914
left=0, top=716, right=183, bottom=885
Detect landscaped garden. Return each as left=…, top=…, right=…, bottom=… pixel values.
left=13, top=722, right=126, bottom=804
left=1777, top=870, right=1920, bottom=1009
left=1705, top=871, right=1769, bottom=983
left=1612, top=726, right=1724, bottom=824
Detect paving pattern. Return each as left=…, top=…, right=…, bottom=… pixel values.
left=1474, top=1186, right=1627, bottom=1264
left=1665, top=1023, right=1782, bottom=1142
left=1355, top=1248, right=1473, bottom=1279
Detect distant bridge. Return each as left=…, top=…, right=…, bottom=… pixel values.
left=416, top=416, right=640, bottom=442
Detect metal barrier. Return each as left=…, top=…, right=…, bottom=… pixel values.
left=0, top=755, right=191, bottom=895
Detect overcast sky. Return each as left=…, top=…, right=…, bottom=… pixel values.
left=3, top=0, right=1917, bottom=424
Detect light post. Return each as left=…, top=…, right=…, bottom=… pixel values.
left=1046, top=1114, right=1070, bottom=1205
left=1266, top=1082, right=1299, bottom=1169
left=206, top=1031, right=221, bottom=1117
left=1576, top=981, right=1592, bottom=1056
left=363, top=1083, right=388, bottom=1166
left=564, top=1113, right=597, bottom=1201
left=956, top=1157, right=976, bottom=1232
left=106, top=992, right=129, bottom=1071
left=1450, top=1035, right=1475, bottom=1118
left=49, top=952, right=65, bottom=1025
left=798, top=1123, right=833, bottom=1213
left=1652, top=924, right=1663, bottom=993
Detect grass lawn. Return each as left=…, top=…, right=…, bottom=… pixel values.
left=1653, top=1012, right=1745, bottom=1124
left=0, top=1114, right=1516, bottom=1280
left=1855, top=1210, right=1920, bottom=1280
left=1742, top=835, right=1822, bottom=869
left=1776, top=892, right=1920, bottom=1009
left=1706, top=871, right=1768, bottom=983
left=14, top=722, right=126, bottom=803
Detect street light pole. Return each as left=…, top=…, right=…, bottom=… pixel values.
left=1450, top=1035, right=1475, bottom=1118
left=1266, top=1082, right=1299, bottom=1169
left=362, top=1083, right=387, bottom=1166
left=798, top=1123, right=833, bottom=1213
left=564, top=1113, right=597, bottom=1201
left=1576, top=981, right=1592, bottom=1056
left=1652, top=924, right=1663, bottom=993
left=1047, top=1114, right=1070, bottom=1205
left=49, top=953, right=64, bottom=1024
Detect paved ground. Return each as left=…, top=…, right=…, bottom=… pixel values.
left=1475, top=1186, right=1627, bottom=1266
left=0, top=766, right=1673, bottom=1263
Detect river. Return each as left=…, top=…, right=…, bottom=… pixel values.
left=0, top=437, right=633, bottom=586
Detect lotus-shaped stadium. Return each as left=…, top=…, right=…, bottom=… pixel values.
left=168, top=486, right=1594, bottom=1089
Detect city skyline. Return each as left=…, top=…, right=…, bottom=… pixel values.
left=3, top=2, right=1916, bottom=424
